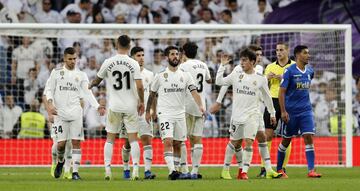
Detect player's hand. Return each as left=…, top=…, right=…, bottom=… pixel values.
left=48, top=114, right=54, bottom=123
left=267, top=72, right=275, bottom=80
left=138, top=102, right=145, bottom=116
left=97, top=105, right=106, bottom=116
left=270, top=117, right=277, bottom=126
left=145, top=111, right=151, bottom=124
left=281, top=111, right=289, bottom=124
left=274, top=74, right=282, bottom=80
left=220, top=53, right=231, bottom=66
left=199, top=107, right=206, bottom=118
left=48, top=103, right=57, bottom=115
left=209, top=102, right=221, bottom=114
left=88, top=82, right=95, bottom=89
left=151, top=111, right=157, bottom=122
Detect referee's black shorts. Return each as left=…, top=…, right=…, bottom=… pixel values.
left=263, top=98, right=282, bottom=130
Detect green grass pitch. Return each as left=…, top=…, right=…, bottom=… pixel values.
left=1, top=167, right=359, bottom=191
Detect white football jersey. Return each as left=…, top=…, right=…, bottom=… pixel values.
left=179, top=59, right=211, bottom=116
left=216, top=65, right=275, bottom=123
left=98, top=54, right=141, bottom=114
left=46, top=66, right=90, bottom=121
left=151, top=67, right=195, bottom=118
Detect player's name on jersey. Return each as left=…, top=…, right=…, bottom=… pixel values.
left=107, top=60, right=135, bottom=73
left=192, top=63, right=206, bottom=70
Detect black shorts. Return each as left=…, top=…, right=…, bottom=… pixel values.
left=263, top=98, right=282, bottom=130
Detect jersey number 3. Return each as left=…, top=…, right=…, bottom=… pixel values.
left=112, top=71, right=130, bottom=90
left=196, top=73, right=204, bottom=92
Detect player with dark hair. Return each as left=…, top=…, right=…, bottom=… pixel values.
left=47, top=47, right=104, bottom=180
left=90, top=35, right=145, bottom=180
left=276, top=45, right=322, bottom=178
left=146, top=45, right=205, bottom=180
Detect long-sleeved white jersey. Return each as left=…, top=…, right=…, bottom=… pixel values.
left=46, top=66, right=99, bottom=121
left=179, top=59, right=211, bottom=116
left=215, top=64, right=275, bottom=123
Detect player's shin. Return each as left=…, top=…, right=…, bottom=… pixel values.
left=129, top=141, right=140, bottom=178
left=258, top=142, right=272, bottom=172
left=104, top=141, right=114, bottom=175
left=180, top=142, right=189, bottom=173
left=191, top=143, right=203, bottom=175
left=64, top=141, right=72, bottom=173
left=143, top=145, right=153, bottom=172
left=223, top=142, right=236, bottom=170
left=242, top=146, right=253, bottom=173
left=277, top=143, right=288, bottom=171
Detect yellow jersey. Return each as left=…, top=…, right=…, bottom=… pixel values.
left=264, top=59, right=295, bottom=98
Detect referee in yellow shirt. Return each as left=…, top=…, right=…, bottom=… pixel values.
left=258, top=42, right=295, bottom=177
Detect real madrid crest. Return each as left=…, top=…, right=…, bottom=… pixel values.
left=239, top=74, right=244, bottom=82
left=163, top=73, right=168, bottom=82
left=60, top=70, right=64, bottom=79
left=75, top=76, right=79, bottom=82
left=180, top=77, right=183, bottom=82
left=253, top=81, right=257, bottom=86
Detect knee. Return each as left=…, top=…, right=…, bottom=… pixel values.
left=256, top=132, right=266, bottom=143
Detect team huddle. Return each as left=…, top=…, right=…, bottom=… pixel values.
left=43, top=34, right=321, bottom=181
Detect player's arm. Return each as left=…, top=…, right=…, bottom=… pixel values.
left=189, top=84, right=205, bottom=116
left=89, top=76, right=103, bottom=89
left=151, top=93, right=158, bottom=121
left=209, top=85, right=229, bottom=114
left=279, top=69, right=291, bottom=123
left=215, top=54, right=233, bottom=86
left=145, top=91, right=157, bottom=123
left=46, top=70, right=57, bottom=115
left=260, top=79, right=276, bottom=125
left=80, top=79, right=105, bottom=116
left=135, top=79, right=145, bottom=116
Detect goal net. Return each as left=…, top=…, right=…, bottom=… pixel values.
left=0, top=24, right=353, bottom=167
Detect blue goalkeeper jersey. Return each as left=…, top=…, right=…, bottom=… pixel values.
left=280, top=63, right=314, bottom=115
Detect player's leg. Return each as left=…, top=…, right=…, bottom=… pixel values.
left=189, top=116, right=204, bottom=179
left=104, top=110, right=123, bottom=180
left=139, top=115, right=156, bottom=179
left=53, top=117, right=67, bottom=178
left=260, top=108, right=274, bottom=177
left=124, top=113, right=141, bottom=180
left=256, top=131, right=282, bottom=179
left=179, top=114, right=192, bottom=179
left=104, top=132, right=117, bottom=180
left=159, top=118, right=178, bottom=180
left=240, top=116, right=260, bottom=180
left=121, top=139, right=131, bottom=179
left=173, top=140, right=182, bottom=177
left=221, top=120, right=242, bottom=180
left=141, top=135, right=156, bottom=179
left=301, top=113, right=321, bottom=178
left=63, top=140, right=72, bottom=179
left=50, top=139, right=57, bottom=177
left=69, top=118, right=84, bottom=180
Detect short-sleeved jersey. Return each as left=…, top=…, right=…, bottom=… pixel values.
left=141, top=68, right=154, bottom=110
left=216, top=65, right=275, bottom=123
left=179, top=59, right=211, bottom=116
left=264, top=59, right=295, bottom=98
left=151, top=67, right=196, bottom=119
left=280, top=64, right=314, bottom=115
left=97, top=54, right=141, bottom=114
left=47, top=66, right=88, bottom=121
